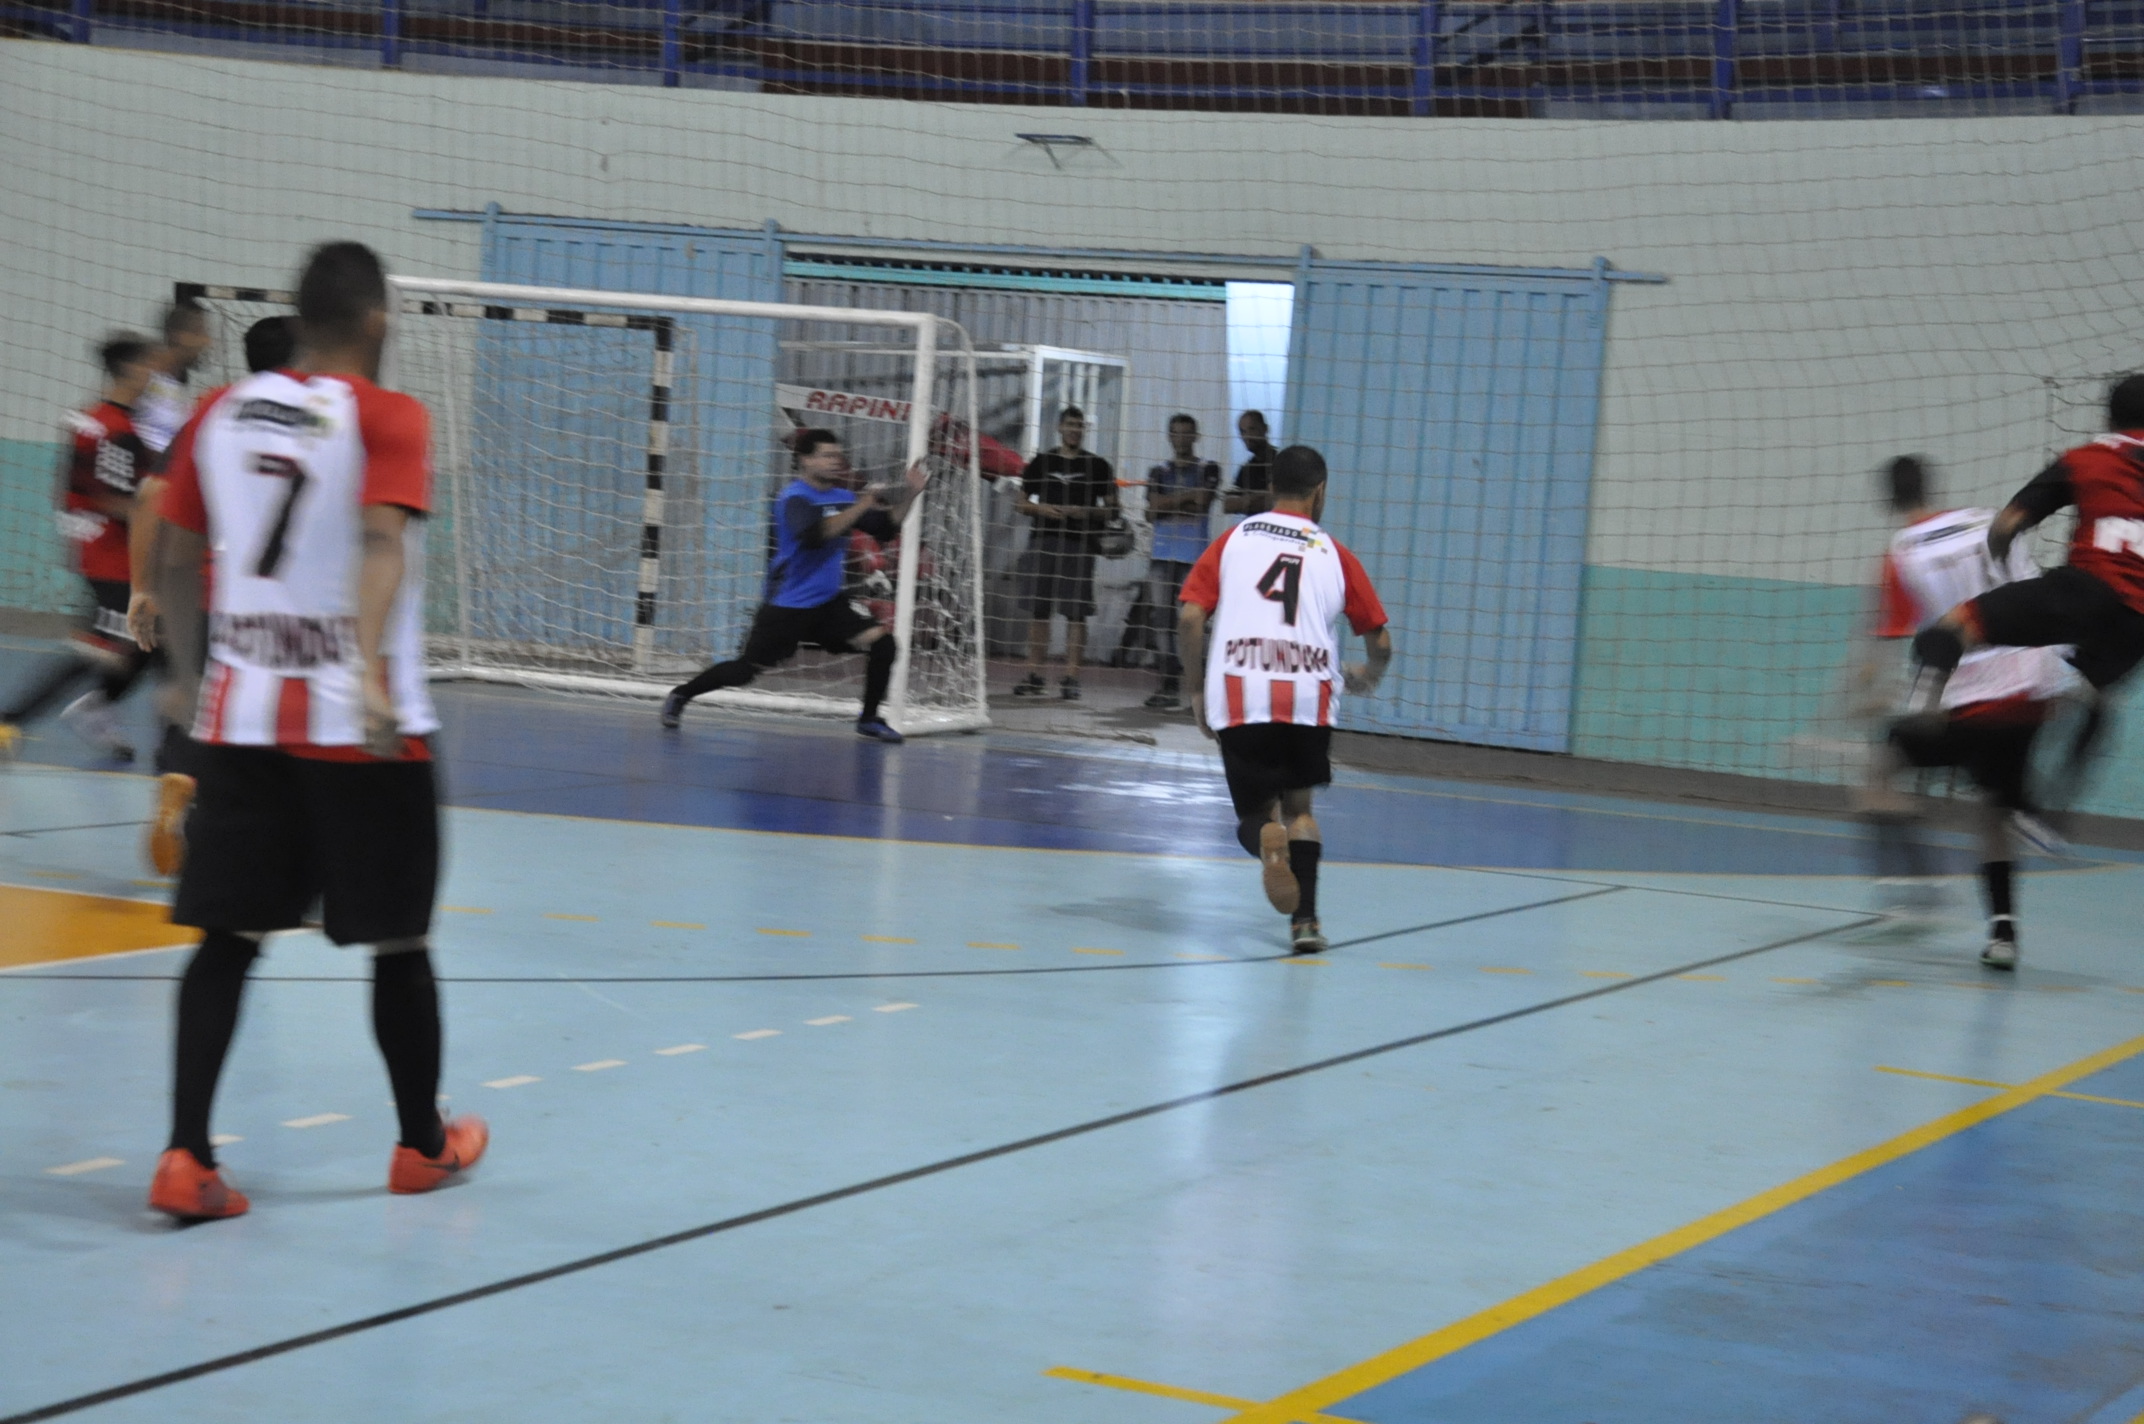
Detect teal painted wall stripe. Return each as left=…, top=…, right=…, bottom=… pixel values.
left=1, top=439, right=75, bottom=617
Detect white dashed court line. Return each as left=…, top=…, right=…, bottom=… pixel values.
left=46, top=1157, right=123, bottom=1176
left=283, top=1113, right=351, bottom=1129
left=484, top=1075, right=541, bottom=1089
left=574, top=1059, right=627, bottom=1072
left=805, top=1015, right=851, bottom=1026
left=654, top=1043, right=706, bottom=1056
left=874, top=1002, right=920, bottom=1013
left=734, top=1029, right=782, bottom=1040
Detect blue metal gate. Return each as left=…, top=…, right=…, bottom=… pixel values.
left=1285, top=257, right=1610, bottom=752
left=473, top=214, right=782, bottom=665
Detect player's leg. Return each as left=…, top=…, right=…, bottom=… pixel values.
left=1859, top=734, right=1937, bottom=915
left=1964, top=721, right=2041, bottom=971
left=831, top=604, right=903, bottom=743
left=1017, top=546, right=1057, bottom=697
left=56, top=579, right=146, bottom=760
left=1279, top=786, right=1327, bottom=954
left=305, top=753, right=486, bottom=1191
left=153, top=744, right=315, bottom=1220
left=1145, top=560, right=1187, bottom=708
left=1060, top=554, right=1094, bottom=700
left=663, top=605, right=794, bottom=727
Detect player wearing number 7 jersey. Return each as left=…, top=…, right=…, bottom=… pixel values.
left=1178, top=445, right=1392, bottom=953
left=1912, top=376, right=2144, bottom=702
left=143, top=243, right=485, bottom=1221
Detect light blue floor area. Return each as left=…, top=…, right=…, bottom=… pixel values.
left=6, top=726, right=2144, bottom=1419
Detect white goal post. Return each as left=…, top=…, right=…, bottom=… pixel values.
left=182, top=276, right=989, bottom=735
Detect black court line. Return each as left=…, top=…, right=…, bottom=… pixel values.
left=0, top=888, right=1618, bottom=983
left=1, top=906, right=1877, bottom=1424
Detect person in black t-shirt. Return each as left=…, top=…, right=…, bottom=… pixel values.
left=1015, top=405, right=1117, bottom=700
left=1223, top=410, right=1278, bottom=517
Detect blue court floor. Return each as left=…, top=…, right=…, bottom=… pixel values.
left=4, top=664, right=2144, bottom=1423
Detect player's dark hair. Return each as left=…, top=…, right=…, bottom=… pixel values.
left=1168, top=413, right=1197, bottom=430
left=1272, top=444, right=1328, bottom=496
left=1059, top=405, right=1085, bottom=423
left=295, top=241, right=389, bottom=346
left=97, top=332, right=153, bottom=378
left=243, top=316, right=297, bottom=374
left=2109, top=375, right=2144, bottom=431
left=1884, top=455, right=1930, bottom=512
left=792, top=427, right=842, bottom=463
left=1240, top=409, right=1268, bottom=431
left=161, top=297, right=207, bottom=340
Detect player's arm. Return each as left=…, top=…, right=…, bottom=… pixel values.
left=1346, top=627, right=1393, bottom=695
left=1337, top=542, right=1392, bottom=694
left=1178, top=603, right=1213, bottom=740
left=1017, top=455, right=1063, bottom=520
left=845, top=459, right=931, bottom=540
left=357, top=504, right=410, bottom=756
left=127, top=476, right=168, bottom=648
left=1988, top=457, right=2074, bottom=561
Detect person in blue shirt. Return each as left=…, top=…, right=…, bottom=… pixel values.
left=662, top=429, right=926, bottom=742
left=1143, top=413, right=1221, bottom=709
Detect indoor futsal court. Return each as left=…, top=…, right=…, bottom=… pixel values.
left=7, top=3, right=2144, bottom=1420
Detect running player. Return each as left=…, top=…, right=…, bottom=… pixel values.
left=1866, top=456, right=2081, bottom=969
left=1911, top=376, right=2144, bottom=705
left=134, top=297, right=212, bottom=457
left=1178, top=444, right=1392, bottom=953
left=144, top=242, right=484, bottom=1220
left=129, top=316, right=299, bottom=873
left=0, top=334, right=159, bottom=761
left=662, top=429, right=926, bottom=742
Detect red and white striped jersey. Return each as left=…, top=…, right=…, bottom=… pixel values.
left=1180, top=512, right=1388, bottom=729
left=160, top=369, right=439, bottom=752
left=1875, top=507, right=2079, bottom=711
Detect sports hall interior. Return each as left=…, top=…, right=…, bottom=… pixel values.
left=5, top=5, right=2144, bottom=1421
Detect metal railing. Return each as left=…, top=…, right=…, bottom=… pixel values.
left=3, top=0, right=2138, bottom=114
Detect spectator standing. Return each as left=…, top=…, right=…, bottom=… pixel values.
left=1014, top=406, right=1118, bottom=701
left=1143, top=414, right=1221, bottom=709
left=1223, top=410, right=1278, bottom=518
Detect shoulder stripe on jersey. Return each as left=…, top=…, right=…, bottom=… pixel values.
left=1317, top=682, right=1333, bottom=726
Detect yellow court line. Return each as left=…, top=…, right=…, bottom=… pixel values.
left=862, top=934, right=915, bottom=944
left=543, top=912, right=598, bottom=922
left=1215, top=1031, right=2144, bottom=1424
left=1878, top=1064, right=2144, bottom=1111
left=1041, top=1368, right=1369, bottom=1424
left=756, top=927, right=809, bottom=937
left=651, top=920, right=705, bottom=930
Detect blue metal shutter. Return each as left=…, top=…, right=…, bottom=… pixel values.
left=473, top=217, right=782, bottom=665
left=1285, top=259, right=1607, bottom=752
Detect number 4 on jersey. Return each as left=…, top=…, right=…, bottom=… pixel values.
left=1256, top=553, right=1303, bottom=625
left=250, top=453, right=308, bottom=578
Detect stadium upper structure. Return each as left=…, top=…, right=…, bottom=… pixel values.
left=181, top=278, right=989, bottom=735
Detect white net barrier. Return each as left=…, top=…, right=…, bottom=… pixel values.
left=184, top=281, right=986, bottom=734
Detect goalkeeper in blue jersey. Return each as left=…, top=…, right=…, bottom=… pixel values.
left=662, top=429, right=927, bottom=742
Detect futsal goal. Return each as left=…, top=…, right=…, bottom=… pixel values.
left=181, top=278, right=988, bottom=735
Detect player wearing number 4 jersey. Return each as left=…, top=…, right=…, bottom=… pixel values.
left=144, top=243, right=485, bottom=1222
left=1179, top=445, right=1392, bottom=954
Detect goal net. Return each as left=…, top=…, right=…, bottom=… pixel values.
left=181, top=278, right=987, bottom=735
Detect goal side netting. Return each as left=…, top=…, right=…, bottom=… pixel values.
left=183, top=278, right=987, bottom=735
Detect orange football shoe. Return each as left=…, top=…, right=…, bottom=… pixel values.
left=1259, top=821, right=1300, bottom=916
left=147, top=772, right=196, bottom=876
left=148, top=1148, right=250, bottom=1221
left=389, top=1115, right=490, bottom=1194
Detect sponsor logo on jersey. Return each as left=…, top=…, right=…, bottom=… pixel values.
left=210, top=612, right=358, bottom=669
left=1223, top=636, right=1332, bottom=675
left=234, top=399, right=327, bottom=433
left=1240, top=518, right=1314, bottom=545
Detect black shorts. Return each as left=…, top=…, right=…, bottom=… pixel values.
left=1027, top=539, right=1096, bottom=620
left=1970, top=565, right=2144, bottom=690
left=1216, top=722, right=1333, bottom=823
left=173, top=742, right=440, bottom=945
left=741, top=598, right=879, bottom=666
left=1888, top=713, right=2041, bottom=812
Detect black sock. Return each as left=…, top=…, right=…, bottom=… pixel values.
left=101, top=647, right=154, bottom=704
left=1289, top=840, right=1322, bottom=921
left=373, top=948, right=446, bottom=1157
left=1982, top=861, right=2016, bottom=937
left=169, top=930, right=260, bottom=1168
left=861, top=637, right=896, bottom=722
left=674, top=658, right=757, bottom=702
left=3, top=653, right=95, bottom=725
left=1236, top=817, right=1265, bottom=858
left=155, top=722, right=197, bottom=777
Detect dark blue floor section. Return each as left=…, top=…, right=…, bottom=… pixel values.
left=0, top=642, right=1961, bottom=874
left=1338, top=1057, right=2144, bottom=1424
